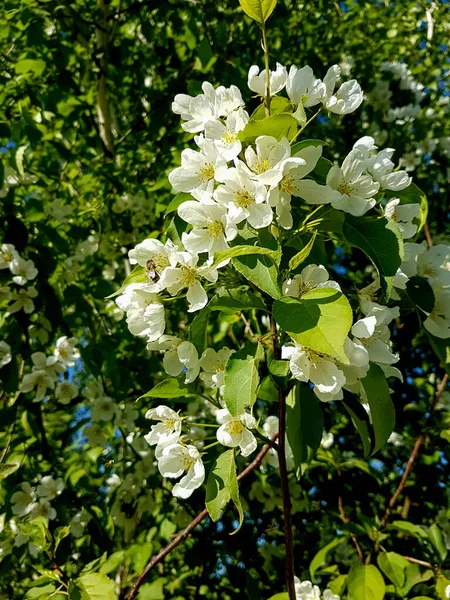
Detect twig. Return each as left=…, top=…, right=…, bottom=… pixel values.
left=424, top=223, right=433, bottom=248
left=260, top=22, right=271, bottom=117
left=402, top=555, right=434, bottom=569
left=125, top=434, right=278, bottom=600
left=379, top=374, right=448, bottom=530
left=271, top=315, right=296, bottom=600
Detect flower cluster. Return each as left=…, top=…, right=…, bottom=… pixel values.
left=0, top=242, right=38, bottom=315
left=20, top=336, right=80, bottom=403
left=294, top=577, right=340, bottom=600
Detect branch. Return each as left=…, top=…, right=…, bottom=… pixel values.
left=95, top=0, right=116, bottom=157
left=125, top=434, right=278, bottom=600
left=424, top=222, right=433, bottom=248
left=271, top=316, right=296, bottom=600
left=379, top=374, right=448, bottom=530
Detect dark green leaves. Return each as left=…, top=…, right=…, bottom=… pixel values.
left=206, top=449, right=243, bottom=532
left=137, top=379, right=194, bottom=401
left=360, top=364, right=396, bottom=453
left=223, top=343, right=263, bottom=415
left=273, top=288, right=353, bottom=362
left=232, top=252, right=281, bottom=299
left=343, top=215, right=404, bottom=299
left=286, top=382, right=324, bottom=479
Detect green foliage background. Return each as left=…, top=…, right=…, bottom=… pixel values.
left=0, top=0, right=449, bottom=598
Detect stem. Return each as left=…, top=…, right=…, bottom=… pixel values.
left=125, top=434, right=278, bottom=600
left=271, top=315, right=296, bottom=600
left=202, top=441, right=220, bottom=451
left=261, top=23, right=271, bottom=116
left=424, top=222, right=433, bottom=248
left=290, top=107, right=323, bottom=144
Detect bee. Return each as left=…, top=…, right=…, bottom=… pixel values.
left=146, top=259, right=160, bottom=283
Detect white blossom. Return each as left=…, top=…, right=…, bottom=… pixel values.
left=92, top=397, right=118, bottom=422
left=216, top=408, right=257, bottom=456
left=116, top=283, right=166, bottom=340
left=37, top=476, right=64, bottom=500
left=214, top=162, right=272, bottom=229
left=11, top=483, right=35, bottom=517
left=128, top=238, right=178, bottom=291
left=158, top=252, right=217, bottom=313
left=282, top=344, right=346, bottom=402
left=55, top=380, right=79, bottom=405
left=204, top=108, right=249, bottom=161
left=283, top=264, right=341, bottom=298
left=199, top=347, right=234, bottom=389
left=263, top=415, right=294, bottom=469
left=147, top=336, right=200, bottom=383
left=83, top=423, right=106, bottom=447
left=168, top=138, right=227, bottom=193
left=21, top=369, right=55, bottom=403
left=9, top=256, right=38, bottom=285
left=353, top=136, right=411, bottom=191
left=244, top=135, right=291, bottom=186
left=54, top=336, right=80, bottom=367
left=178, top=196, right=238, bottom=257
left=0, top=244, right=19, bottom=270
left=157, top=443, right=205, bottom=498
left=424, top=290, right=450, bottom=339
left=144, top=405, right=182, bottom=456
left=384, top=199, right=420, bottom=239
left=248, top=63, right=287, bottom=97
left=320, top=432, right=335, bottom=449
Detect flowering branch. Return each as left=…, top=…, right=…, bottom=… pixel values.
left=125, top=434, right=278, bottom=600
left=260, top=22, right=271, bottom=116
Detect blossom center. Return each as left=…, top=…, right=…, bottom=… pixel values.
left=222, top=131, right=237, bottom=144
left=226, top=420, right=244, bottom=435
left=338, top=182, right=355, bottom=196
left=422, top=264, right=437, bottom=277
left=280, top=175, right=295, bottom=195
left=254, top=158, right=270, bottom=174
left=207, top=220, right=224, bottom=238
left=163, top=418, right=176, bottom=431
left=198, top=162, right=215, bottom=182
left=181, top=266, right=197, bottom=287
left=182, top=455, right=195, bottom=471
left=235, top=190, right=254, bottom=209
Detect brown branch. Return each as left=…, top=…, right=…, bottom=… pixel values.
left=424, top=222, right=433, bottom=248
left=402, top=555, right=434, bottom=569
left=379, top=374, right=448, bottom=530
left=271, top=316, right=296, bottom=600
left=95, top=0, right=116, bottom=157
left=125, top=434, right=278, bottom=600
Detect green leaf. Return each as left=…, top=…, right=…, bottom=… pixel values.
left=286, top=382, right=324, bottom=479
left=209, top=289, right=268, bottom=313
left=377, top=552, right=409, bottom=589
left=310, top=537, right=345, bottom=580
left=25, top=584, right=57, bottom=599
left=54, top=526, right=70, bottom=552
left=289, top=231, right=317, bottom=271
left=269, top=359, right=290, bottom=389
left=211, top=244, right=281, bottom=270
left=342, top=393, right=372, bottom=458
left=267, top=595, right=289, bottom=600
left=164, top=192, right=192, bottom=216
left=238, top=114, right=298, bottom=143
left=15, top=58, right=46, bottom=76
left=188, top=308, right=210, bottom=355
left=250, top=97, right=293, bottom=120
left=347, top=564, right=386, bottom=600
left=238, top=0, right=277, bottom=23
left=343, top=214, right=404, bottom=299
left=312, top=157, right=333, bottom=184
left=77, top=572, right=117, bottom=600
left=137, top=378, right=194, bottom=401
left=105, top=265, right=148, bottom=299
left=436, top=574, right=450, bottom=600
left=389, top=520, right=428, bottom=539
left=428, top=523, right=448, bottom=562
left=223, top=342, right=263, bottom=416
left=273, top=288, right=353, bottom=362
left=0, top=462, right=19, bottom=478
left=360, top=364, right=395, bottom=454
left=291, top=139, right=328, bottom=155
left=206, top=449, right=243, bottom=533
left=232, top=253, right=281, bottom=299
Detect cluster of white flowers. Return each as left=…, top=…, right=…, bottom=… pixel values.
left=0, top=242, right=38, bottom=315
left=0, top=166, right=37, bottom=199
left=11, top=476, right=64, bottom=523
left=58, top=234, right=99, bottom=286
left=294, top=577, right=340, bottom=600
left=20, top=337, right=80, bottom=403
left=113, top=191, right=155, bottom=228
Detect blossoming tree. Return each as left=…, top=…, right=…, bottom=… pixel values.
left=0, top=0, right=449, bottom=599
